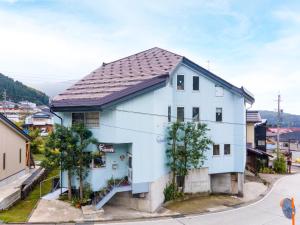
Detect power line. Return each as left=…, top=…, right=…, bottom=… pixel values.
left=114, top=108, right=246, bottom=126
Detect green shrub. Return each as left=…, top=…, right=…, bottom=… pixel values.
left=163, top=183, right=183, bottom=202
left=273, top=155, right=287, bottom=174
left=259, top=167, right=274, bottom=174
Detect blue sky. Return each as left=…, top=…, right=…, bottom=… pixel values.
left=0, top=0, right=300, bottom=113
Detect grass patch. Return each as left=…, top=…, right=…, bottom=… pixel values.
left=33, top=153, right=46, bottom=162
left=0, top=169, right=59, bottom=223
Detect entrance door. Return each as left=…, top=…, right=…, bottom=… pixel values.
left=128, top=154, right=132, bottom=183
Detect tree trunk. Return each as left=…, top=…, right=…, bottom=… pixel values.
left=79, top=166, right=83, bottom=201
left=67, top=170, right=72, bottom=200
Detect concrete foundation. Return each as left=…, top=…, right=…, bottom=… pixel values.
left=210, top=172, right=244, bottom=196
left=109, top=173, right=170, bottom=212
left=184, top=168, right=210, bottom=193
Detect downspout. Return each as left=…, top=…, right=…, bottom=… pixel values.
left=50, top=108, right=63, bottom=195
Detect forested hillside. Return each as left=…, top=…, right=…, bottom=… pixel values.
left=259, top=110, right=300, bottom=127
left=0, top=73, right=49, bottom=105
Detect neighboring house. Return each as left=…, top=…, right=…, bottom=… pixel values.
left=24, top=111, right=54, bottom=136
left=279, top=131, right=300, bottom=151
left=51, top=47, right=254, bottom=212
left=246, top=111, right=272, bottom=172
left=0, top=113, right=31, bottom=185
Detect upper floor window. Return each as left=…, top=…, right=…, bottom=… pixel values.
left=192, top=107, right=200, bottom=122
left=177, top=107, right=184, bottom=122
left=193, top=76, right=199, bottom=91
left=177, top=75, right=184, bottom=90
left=215, top=85, right=224, bottom=97
left=168, top=106, right=171, bottom=122
left=216, top=108, right=223, bottom=122
left=72, top=112, right=99, bottom=128
left=213, top=144, right=220, bottom=155
left=224, top=144, right=231, bottom=155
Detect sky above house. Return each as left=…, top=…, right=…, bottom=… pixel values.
left=0, top=0, right=299, bottom=114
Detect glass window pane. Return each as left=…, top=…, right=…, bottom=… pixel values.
left=85, top=112, right=99, bottom=128
left=193, top=76, right=199, bottom=91
left=224, top=144, right=231, bottom=155
left=192, top=107, right=199, bottom=122
left=213, top=145, right=220, bottom=155
left=177, top=75, right=184, bottom=90
left=177, top=107, right=184, bottom=122
left=72, top=113, right=84, bottom=125
left=216, top=108, right=222, bottom=122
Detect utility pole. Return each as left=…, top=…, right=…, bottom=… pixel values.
left=276, top=94, right=281, bottom=158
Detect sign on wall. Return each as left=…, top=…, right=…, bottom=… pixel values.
left=98, top=144, right=114, bottom=153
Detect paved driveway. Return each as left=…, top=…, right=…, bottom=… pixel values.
left=95, top=173, right=300, bottom=225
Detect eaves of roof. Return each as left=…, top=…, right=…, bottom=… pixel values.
left=0, top=113, right=31, bottom=141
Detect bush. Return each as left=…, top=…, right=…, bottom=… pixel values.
left=273, top=155, right=287, bottom=174
left=259, top=167, right=275, bottom=174
left=163, top=183, right=183, bottom=202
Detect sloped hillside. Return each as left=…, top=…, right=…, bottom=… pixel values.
left=0, top=73, right=49, bottom=105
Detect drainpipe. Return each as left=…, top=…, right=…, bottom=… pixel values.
left=50, top=108, right=63, bottom=195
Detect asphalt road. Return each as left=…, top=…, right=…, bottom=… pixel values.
left=96, top=173, right=300, bottom=225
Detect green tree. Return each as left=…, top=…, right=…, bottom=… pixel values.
left=43, top=125, right=77, bottom=200
left=29, top=128, right=45, bottom=154
left=71, top=123, right=98, bottom=201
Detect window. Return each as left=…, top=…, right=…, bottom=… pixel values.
left=168, top=106, right=171, bottom=122
left=85, top=112, right=99, bottom=128
left=215, top=85, right=224, bottom=97
left=177, top=107, right=184, bottom=122
left=177, top=75, right=184, bottom=90
left=258, top=140, right=266, bottom=146
left=216, top=108, right=222, bottom=122
left=192, top=107, right=200, bottom=122
left=3, top=153, right=5, bottom=170
left=72, top=113, right=84, bottom=125
left=224, top=144, right=231, bottom=155
left=213, top=144, right=220, bottom=156
left=193, top=76, right=199, bottom=91
left=19, top=149, right=22, bottom=163
left=72, top=112, right=99, bottom=128
left=93, top=152, right=106, bottom=168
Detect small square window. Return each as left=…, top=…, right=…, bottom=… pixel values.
left=193, top=76, right=199, bottom=91
left=177, top=107, right=184, bottom=122
left=85, top=112, right=99, bottom=128
left=224, top=144, right=231, bottom=155
left=215, top=85, right=224, bottom=97
left=72, top=113, right=84, bottom=126
left=257, top=140, right=266, bottom=146
left=168, top=106, right=171, bottom=122
left=216, top=108, right=222, bottom=122
left=213, top=144, right=220, bottom=155
left=177, top=75, right=184, bottom=90
left=192, top=107, right=200, bottom=122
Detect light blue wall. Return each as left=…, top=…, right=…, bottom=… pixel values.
left=59, top=62, right=248, bottom=192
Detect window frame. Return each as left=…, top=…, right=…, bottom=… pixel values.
left=213, top=144, right=220, bottom=156
left=168, top=106, right=171, bottom=122
left=215, top=85, right=224, bottom=97
left=177, top=106, right=185, bottom=122
left=72, top=112, right=100, bottom=128
left=224, top=144, right=231, bottom=155
left=177, top=74, right=185, bottom=91
left=192, top=107, right=200, bottom=122
left=216, top=107, right=223, bottom=122
left=192, top=76, right=200, bottom=91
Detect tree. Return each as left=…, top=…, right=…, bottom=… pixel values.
left=166, top=122, right=212, bottom=193
left=43, top=125, right=77, bottom=200
left=29, top=128, right=45, bottom=154
left=71, top=123, right=98, bottom=201
left=166, top=121, right=182, bottom=189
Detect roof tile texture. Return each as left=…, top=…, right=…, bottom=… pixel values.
left=53, top=47, right=182, bottom=102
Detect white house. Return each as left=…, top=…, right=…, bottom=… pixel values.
left=51, top=47, right=254, bottom=212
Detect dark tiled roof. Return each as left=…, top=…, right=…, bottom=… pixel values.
left=52, top=47, right=182, bottom=104
left=246, top=110, right=262, bottom=123
left=51, top=47, right=254, bottom=110
left=279, top=131, right=300, bottom=142
left=0, top=113, right=31, bottom=141
left=247, top=147, right=273, bottom=157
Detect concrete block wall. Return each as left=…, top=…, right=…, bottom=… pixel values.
left=184, top=168, right=210, bottom=193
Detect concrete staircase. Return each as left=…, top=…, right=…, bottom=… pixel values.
left=0, top=188, right=21, bottom=210
left=92, top=178, right=132, bottom=210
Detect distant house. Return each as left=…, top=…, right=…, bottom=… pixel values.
left=246, top=111, right=272, bottom=172
left=51, top=47, right=254, bottom=212
left=24, top=111, right=54, bottom=136
left=0, top=113, right=32, bottom=185
left=279, top=131, right=300, bottom=151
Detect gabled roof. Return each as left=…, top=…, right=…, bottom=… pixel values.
left=51, top=47, right=254, bottom=111
left=0, top=113, right=31, bottom=141
left=246, top=110, right=262, bottom=123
